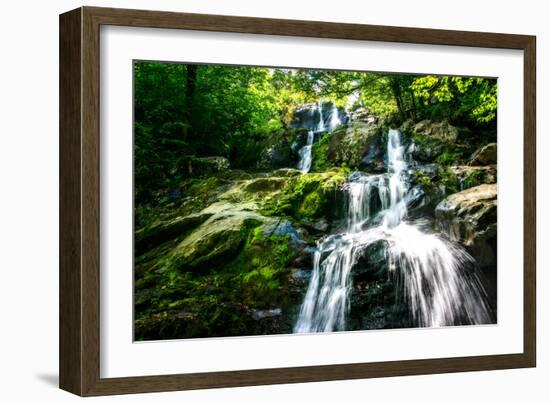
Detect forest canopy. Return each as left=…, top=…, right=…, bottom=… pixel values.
left=134, top=61, right=497, bottom=203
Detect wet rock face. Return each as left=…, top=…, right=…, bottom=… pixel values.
left=435, top=184, right=497, bottom=270
left=327, top=121, right=383, bottom=169
left=290, top=102, right=348, bottom=131
left=257, top=128, right=309, bottom=170
left=401, top=119, right=477, bottom=164
left=408, top=164, right=497, bottom=218
left=469, top=143, right=497, bottom=165
left=348, top=240, right=411, bottom=330
left=290, top=103, right=323, bottom=130
left=413, top=119, right=460, bottom=143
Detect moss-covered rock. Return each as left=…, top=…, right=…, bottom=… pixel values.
left=310, top=133, right=331, bottom=171
left=263, top=169, right=348, bottom=222
left=469, top=142, right=497, bottom=165
left=134, top=214, right=308, bottom=341
left=403, top=119, right=475, bottom=165
left=327, top=121, right=383, bottom=169
left=257, top=128, right=308, bottom=170
left=134, top=169, right=323, bottom=341
left=451, top=165, right=497, bottom=189
left=135, top=212, right=212, bottom=254
left=243, top=177, right=287, bottom=193
left=161, top=206, right=267, bottom=273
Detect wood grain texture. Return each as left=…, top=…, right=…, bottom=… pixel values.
left=59, top=6, right=537, bottom=396
left=523, top=37, right=536, bottom=367
left=59, top=7, right=83, bottom=396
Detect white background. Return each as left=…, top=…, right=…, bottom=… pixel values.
left=0, top=0, right=547, bottom=401
left=101, top=26, right=524, bottom=378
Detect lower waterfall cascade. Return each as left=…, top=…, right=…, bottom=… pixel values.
left=294, top=129, right=493, bottom=333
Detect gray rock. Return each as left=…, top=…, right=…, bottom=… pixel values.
left=327, top=121, right=383, bottom=169
left=435, top=184, right=497, bottom=269
left=413, top=119, right=459, bottom=143
left=312, top=218, right=329, bottom=232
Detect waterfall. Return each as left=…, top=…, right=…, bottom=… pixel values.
left=316, top=101, right=326, bottom=132
left=328, top=103, right=342, bottom=131
left=297, top=130, right=314, bottom=173
left=296, top=102, right=344, bottom=173
left=294, top=129, right=492, bottom=333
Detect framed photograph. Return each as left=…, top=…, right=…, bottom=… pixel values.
left=59, top=6, right=536, bottom=396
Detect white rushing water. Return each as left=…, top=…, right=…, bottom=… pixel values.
left=297, top=130, right=314, bottom=173
left=296, top=102, right=344, bottom=173
left=294, top=129, right=492, bottom=333
left=328, top=103, right=342, bottom=131
left=316, top=101, right=326, bottom=132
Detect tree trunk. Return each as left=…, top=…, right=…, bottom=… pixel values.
left=390, top=78, right=405, bottom=121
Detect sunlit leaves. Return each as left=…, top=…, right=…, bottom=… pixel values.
left=410, top=75, right=497, bottom=124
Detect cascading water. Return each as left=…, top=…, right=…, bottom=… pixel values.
left=296, top=102, right=344, bottom=173
left=328, top=103, right=342, bottom=131
left=297, top=130, right=314, bottom=173
left=316, top=101, right=326, bottom=132
left=294, top=129, right=492, bottom=333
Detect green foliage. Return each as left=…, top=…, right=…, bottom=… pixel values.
left=410, top=76, right=497, bottom=125
left=134, top=61, right=497, bottom=206
left=134, top=217, right=300, bottom=340
left=413, top=166, right=459, bottom=206
left=437, top=167, right=459, bottom=194
left=436, top=150, right=462, bottom=165
left=463, top=170, right=485, bottom=189
left=134, top=62, right=305, bottom=204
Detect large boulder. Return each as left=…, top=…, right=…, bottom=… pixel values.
left=135, top=212, right=212, bottom=254
left=469, top=143, right=497, bottom=165
left=257, top=128, right=307, bottom=170
left=327, top=121, right=383, bottom=170
left=409, top=164, right=497, bottom=217
left=404, top=120, right=473, bottom=164
left=413, top=119, right=460, bottom=143
left=162, top=202, right=270, bottom=272
left=435, top=184, right=497, bottom=269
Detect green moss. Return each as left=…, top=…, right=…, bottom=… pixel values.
left=435, top=150, right=462, bottom=165
left=311, top=133, right=331, bottom=171
left=462, top=170, right=484, bottom=189
left=181, top=176, right=223, bottom=198
left=437, top=167, right=459, bottom=194
left=134, top=217, right=302, bottom=340
left=262, top=169, right=347, bottom=220
left=412, top=166, right=459, bottom=210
